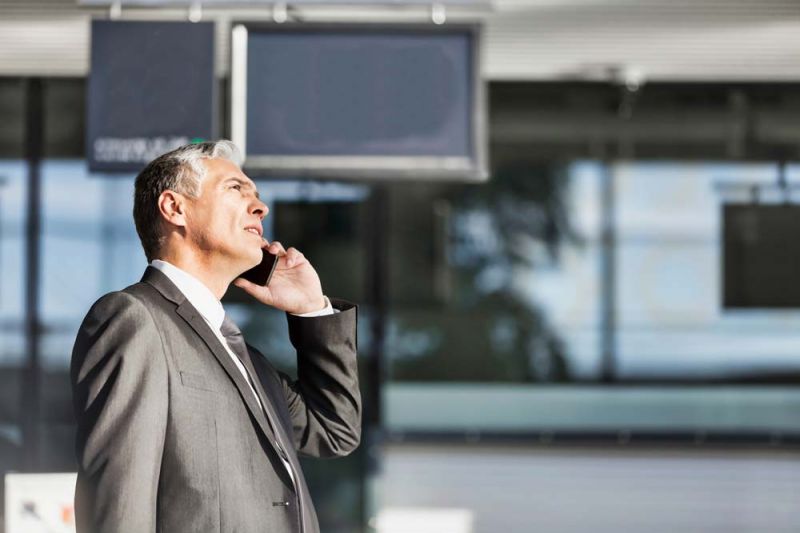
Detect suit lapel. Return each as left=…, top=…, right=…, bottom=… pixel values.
left=242, top=352, right=301, bottom=461
left=141, top=267, right=297, bottom=492
left=174, top=304, right=277, bottom=438
left=247, top=355, right=309, bottom=476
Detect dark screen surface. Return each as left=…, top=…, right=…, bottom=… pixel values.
left=723, top=203, right=800, bottom=308
left=245, top=28, right=474, bottom=158
left=88, top=20, right=215, bottom=172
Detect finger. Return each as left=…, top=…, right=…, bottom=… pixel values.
left=260, top=239, right=281, bottom=258
left=233, top=276, right=257, bottom=291
left=268, top=240, right=287, bottom=256
left=284, top=247, right=305, bottom=267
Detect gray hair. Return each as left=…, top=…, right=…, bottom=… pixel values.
left=133, top=140, right=243, bottom=262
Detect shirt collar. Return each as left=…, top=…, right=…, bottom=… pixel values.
left=149, top=259, right=226, bottom=331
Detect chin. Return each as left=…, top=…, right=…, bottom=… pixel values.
left=245, top=247, right=263, bottom=268
left=228, top=246, right=262, bottom=275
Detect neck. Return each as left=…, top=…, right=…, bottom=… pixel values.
left=156, top=248, right=238, bottom=300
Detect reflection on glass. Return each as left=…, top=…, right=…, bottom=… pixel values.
left=615, top=161, right=800, bottom=380
left=388, top=162, right=600, bottom=383
left=0, top=161, right=28, bottom=476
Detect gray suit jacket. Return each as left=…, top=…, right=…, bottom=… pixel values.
left=70, top=266, right=361, bottom=533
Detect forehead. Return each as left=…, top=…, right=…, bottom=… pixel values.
left=202, top=157, right=256, bottom=188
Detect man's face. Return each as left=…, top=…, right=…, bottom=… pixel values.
left=183, top=157, right=267, bottom=271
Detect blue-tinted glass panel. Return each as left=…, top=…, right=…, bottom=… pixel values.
left=40, top=161, right=143, bottom=369
left=387, top=162, right=602, bottom=382
left=615, top=162, right=800, bottom=380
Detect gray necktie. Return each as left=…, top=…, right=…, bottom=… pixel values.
left=219, top=315, right=293, bottom=462
left=220, top=315, right=312, bottom=530
left=219, top=316, right=257, bottom=379
left=220, top=315, right=317, bottom=533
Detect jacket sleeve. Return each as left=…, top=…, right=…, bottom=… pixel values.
left=280, top=298, right=361, bottom=458
left=70, top=291, right=168, bottom=533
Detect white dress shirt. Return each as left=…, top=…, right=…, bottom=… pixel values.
left=149, top=259, right=335, bottom=482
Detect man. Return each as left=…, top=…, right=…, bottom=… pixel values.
left=70, top=140, right=361, bottom=533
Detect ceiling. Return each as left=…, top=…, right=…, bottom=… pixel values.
left=0, top=0, right=799, bottom=80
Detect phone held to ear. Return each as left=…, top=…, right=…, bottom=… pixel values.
left=240, top=248, right=279, bottom=286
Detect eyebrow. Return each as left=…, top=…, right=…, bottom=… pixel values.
left=226, top=177, right=260, bottom=199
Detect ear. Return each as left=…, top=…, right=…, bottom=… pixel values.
left=158, top=190, right=189, bottom=228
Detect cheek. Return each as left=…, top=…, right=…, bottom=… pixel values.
left=186, top=200, right=242, bottom=245
left=185, top=207, right=218, bottom=245
left=207, top=213, right=241, bottom=244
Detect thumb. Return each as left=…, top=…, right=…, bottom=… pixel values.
left=232, top=276, right=274, bottom=305
left=233, top=276, right=261, bottom=295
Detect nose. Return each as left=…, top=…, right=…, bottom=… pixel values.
left=251, top=197, right=268, bottom=220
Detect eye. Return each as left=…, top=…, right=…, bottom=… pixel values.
left=230, top=184, right=242, bottom=191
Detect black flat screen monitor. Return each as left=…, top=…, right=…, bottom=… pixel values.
left=723, top=203, right=800, bottom=308
left=231, top=23, right=487, bottom=181
left=88, top=20, right=216, bottom=173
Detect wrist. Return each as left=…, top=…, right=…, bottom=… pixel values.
left=294, top=295, right=328, bottom=315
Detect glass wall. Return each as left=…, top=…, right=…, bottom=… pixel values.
left=384, top=160, right=800, bottom=438
left=385, top=162, right=602, bottom=383
left=615, top=162, right=800, bottom=380
left=0, top=160, right=26, bottom=478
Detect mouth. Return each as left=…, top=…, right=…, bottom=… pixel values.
left=244, top=226, right=263, bottom=238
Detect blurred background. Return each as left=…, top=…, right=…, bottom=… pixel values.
left=3, top=0, right=800, bottom=532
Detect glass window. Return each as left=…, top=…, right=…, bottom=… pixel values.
left=40, top=161, right=143, bottom=370
left=0, top=160, right=27, bottom=363
left=0, top=160, right=27, bottom=474
left=384, top=160, right=800, bottom=437
left=615, top=161, right=800, bottom=380
left=386, top=162, right=602, bottom=383
left=0, top=79, right=24, bottom=158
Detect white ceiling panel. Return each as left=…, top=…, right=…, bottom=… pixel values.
left=0, top=0, right=798, bottom=80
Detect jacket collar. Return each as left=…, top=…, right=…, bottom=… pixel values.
left=147, top=260, right=225, bottom=331
left=141, top=265, right=186, bottom=306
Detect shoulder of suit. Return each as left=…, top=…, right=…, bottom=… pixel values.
left=83, top=284, right=163, bottom=323
left=118, top=280, right=176, bottom=307
left=87, top=288, right=147, bottom=317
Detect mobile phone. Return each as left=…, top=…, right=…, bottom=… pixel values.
left=240, top=249, right=280, bottom=286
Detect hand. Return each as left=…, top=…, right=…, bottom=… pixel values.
left=233, top=240, right=326, bottom=314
